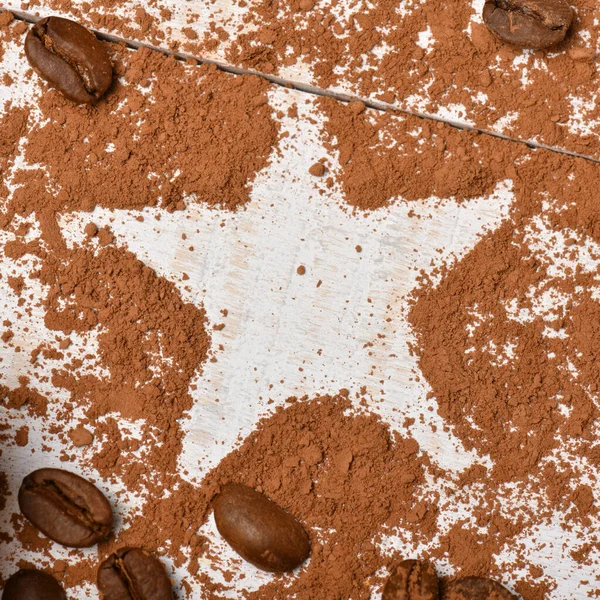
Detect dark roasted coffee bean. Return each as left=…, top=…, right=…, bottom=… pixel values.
left=445, top=577, right=518, bottom=599
left=382, top=559, right=439, bottom=600
left=19, top=467, right=113, bottom=547
left=25, top=16, right=112, bottom=103
left=97, top=547, right=174, bottom=600
left=2, top=569, right=67, bottom=600
left=213, top=483, right=310, bottom=572
left=483, top=0, right=573, bottom=49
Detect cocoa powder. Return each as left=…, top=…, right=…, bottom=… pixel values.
left=1, top=9, right=600, bottom=600
left=215, top=0, right=600, bottom=157
left=407, top=154, right=600, bottom=598
left=19, top=0, right=600, bottom=159
left=318, top=96, right=521, bottom=210
left=39, top=244, right=211, bottom=484
left=1, top=21, right=278, bottom=245
left=47, top=393, right=434, bottom=598
left=409, top=154, right=600, bottom=480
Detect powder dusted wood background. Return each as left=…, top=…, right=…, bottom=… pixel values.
left=1, top=3, right=600, bottom=600
left=6, top=0, right=600, bottom=159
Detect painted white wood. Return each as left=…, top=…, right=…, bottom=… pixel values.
left=0, top=26, right=597, bottom=600
left=6, top=0, right=600, bottom=161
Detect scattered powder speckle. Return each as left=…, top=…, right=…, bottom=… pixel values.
left=68, top=426, right=94, bottom=447
left=1, top=9, right=600, bottom=600
left=308, top=162, right=325, bottom=177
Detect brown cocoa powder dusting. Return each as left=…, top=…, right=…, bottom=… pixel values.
left=23, top=0, right=600, bottom=158
left=2, top=12, right=600, bottom=599
left=218, top=0, right=600, bottom=158
left=0, top=473, right=9, bottom=514
left=38, top=244, right=210, bottom=486
left=406, top=156, right=600, bottom=598
left=3, top=25, right=278, bottom=235
left=210, top=394, right=432, bottom=599
left=0, top=19, right=218, bottom=586
left=1, top=382, right=49, bottom=417
left=23, top=0, right=170, bottom=49
left=0, top=107, right=29, bottom=203
left=54, top=393, right=435, bottom=597
left=0, top=238, right=212, bottom=583
left=409, top=156, right=600, bottom=480
left=318, top=97, right=521, bottom=210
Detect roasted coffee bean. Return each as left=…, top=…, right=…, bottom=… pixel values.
left=2, top=569, right=67, bottom=600
left=25, top=16, right=112, bottom=103
left=483, top=0, right=573, bottom=49
left=213, top=483, right=310, bottom=572
left=19, top=467, right=113, bottom=547
left=445, top=577, right=518, bottom=599
left=97, top=547, right=173, bottom=600
left=382, top=559, right=439, bottom=600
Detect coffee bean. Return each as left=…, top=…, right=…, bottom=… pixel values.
left=445, top=577, right=517, bottom=599
left=97, top=547, right=174, bottom=600
left=25, top=16, right=112, bottom=103
left=483, top=0, right=573, bottom=49
left=382, top=559, right=439, bottom=600
left=2, top=569, right=67, bottom=600
left=18, top=467, right=113, bottom=547
left=213, top=483, right=310, bottom=572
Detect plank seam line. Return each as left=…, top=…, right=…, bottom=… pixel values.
left=6, top=7, right=600, bottom=166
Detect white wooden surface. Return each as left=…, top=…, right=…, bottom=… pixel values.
left=0, top=17, right=599, bottom=600
left=6, top=0, right=600, bottom=160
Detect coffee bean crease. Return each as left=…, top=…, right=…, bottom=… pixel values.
left=19, top=468, right=113, bottom=547
left=25, top=16, right=112, bottom=103
left=97, top=547, right=174, bottom=600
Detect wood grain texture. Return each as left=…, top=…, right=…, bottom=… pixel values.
left=0, top=15, right=597, bottom=600
left=6, top=0, right=600, bottom=161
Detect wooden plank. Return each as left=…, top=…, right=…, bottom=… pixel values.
left=6, top=0, right=600, bottom=161
left=1, top=14, right=599, bottom=600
